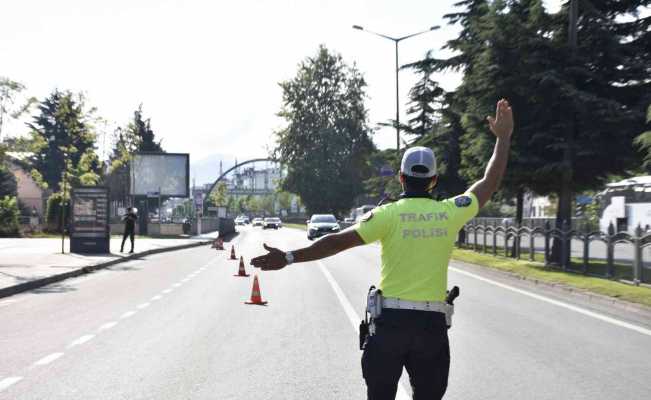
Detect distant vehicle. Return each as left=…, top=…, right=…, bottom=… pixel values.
left=307, top=214, right=340, bottom=240
left=252, top=218, right=264, bottom=227
left=344, top=217, right=355, bottom=224
left=354, top=205, right=375, bottom=222
left=263, top=217, right=282, bottom=230
left=235, top=216, right=249, bottom=225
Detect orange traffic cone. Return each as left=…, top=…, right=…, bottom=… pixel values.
left=245, top=275, right=268, bottom=305
left=234, top=256, right=250, bottom=277
left=229, top=245, right=237, bottom=260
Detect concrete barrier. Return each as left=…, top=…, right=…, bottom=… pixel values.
left=191, top=217, right=235, bottom=236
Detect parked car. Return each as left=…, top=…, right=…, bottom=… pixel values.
left=307, top=214, right=340, bottom=240
left=235, top=215, right=250, bottom=225
left=252, top=218, right=264, bottom=227
left=263, top=217, right=282, bottom=229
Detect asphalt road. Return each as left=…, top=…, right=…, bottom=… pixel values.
left=1, top=226, right=650, bottom=399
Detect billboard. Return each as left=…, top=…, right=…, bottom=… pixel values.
left=130, top=153, right=190, bottom=197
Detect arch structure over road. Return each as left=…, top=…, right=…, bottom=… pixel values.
left=203, top=158, right=277, bottom=210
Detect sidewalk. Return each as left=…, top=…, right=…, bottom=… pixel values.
left=0, top=232, right=222, bottom=297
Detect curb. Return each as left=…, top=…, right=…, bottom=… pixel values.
left=0, top=240, right=214, bottom=299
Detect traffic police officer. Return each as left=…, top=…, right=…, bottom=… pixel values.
left=251, top=99, right=513, bottom=399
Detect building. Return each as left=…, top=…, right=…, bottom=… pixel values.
left=6, top=157, right=47, bottom=217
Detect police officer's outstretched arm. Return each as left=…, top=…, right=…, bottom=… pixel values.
left=250, top=229, right=366, bottom=271
left=468, top=99, right=514, bottom=208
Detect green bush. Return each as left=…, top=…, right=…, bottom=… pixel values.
left=0, top=196, right=20, bottom=237
left=45, top=193, right=70, bottom=233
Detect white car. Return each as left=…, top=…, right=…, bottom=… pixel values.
left=234, top=216, right=249, bottom=225
left=307, top=214, right=340, bottom=240
left=252, top=218, right=264, bottom=227
left=263, top=217, right=282, bottom=229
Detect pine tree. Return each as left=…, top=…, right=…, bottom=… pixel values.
left=129, top=104, right=163, bottom=152
left=25, top=90, right=99, bottom=191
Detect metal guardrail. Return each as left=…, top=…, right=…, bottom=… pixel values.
left=461, top=221, right=651, bottom=285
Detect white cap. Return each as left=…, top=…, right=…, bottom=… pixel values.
left=400, top=146, right=437, bottom=178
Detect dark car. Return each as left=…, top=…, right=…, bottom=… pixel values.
left=307, top=214, right=340, bottom=240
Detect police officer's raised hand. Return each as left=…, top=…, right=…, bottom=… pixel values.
left=250, top=243, right=287, bottom=271
left=486, top=99, right=513, bottom=140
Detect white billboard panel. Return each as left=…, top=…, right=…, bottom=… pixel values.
left=130, top=153, right=189, bottom=197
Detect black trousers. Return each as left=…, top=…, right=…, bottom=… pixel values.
left=121, top=229, right=135, bottom=252
left=362, top=309, right=450, bottom=400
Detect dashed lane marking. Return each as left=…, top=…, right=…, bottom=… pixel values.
left=98, top=321, right=117, bottom=331
left=162, top=289, right=173, bottom=294
left=151, top=295, right=163, bottom=301
left=120, top=311, right=137, bottom=319
left=67, top=335, right=95, bottom=348
left=137, top=302, right=150, bottom=309
left=449, top=267, right=651, bottom=338
left=317, top=261, right=411, bottom=400
left=0, top=377, right=23, bottom=392
left=172, top=283, right=182, bottom=288
left=33, top=352, right=64, bottom=366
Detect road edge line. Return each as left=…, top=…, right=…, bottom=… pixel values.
left=450, top=266, right=651, bottom=337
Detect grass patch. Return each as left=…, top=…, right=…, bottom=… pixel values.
left=470, top=245, right=635, bottom=281
left=451, top=248, right=651, bottom=308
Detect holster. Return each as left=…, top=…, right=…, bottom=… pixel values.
left=359, top=285, right=382, bottom=350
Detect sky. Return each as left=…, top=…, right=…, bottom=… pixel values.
left=1, top=0, right=566, bottom=165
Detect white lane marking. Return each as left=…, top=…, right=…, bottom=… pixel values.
left=162, top=289, right=173, bottom=294
left=449, top=267, right=651, bottom=338
left=173, top=283, right=182, bottom=288
left=120, top=311, right=137, bottom=319
left=181, top=278, right=190, bottom=282
left=137, top=302, right=150, bottom=309
left=98, top=321, right=117, bottom=331
left=151, top=295, right=163, bottom=301
left=0, top=377, right=23, bottom=392
left=33, top=352, right=64, bottom=366
left=318, top=261, right=411, bottom=400
left=68, top=334, right=95, bottom=348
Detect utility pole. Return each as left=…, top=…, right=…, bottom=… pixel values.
left=352, top=25, right=439, bottom=159
left=556, top=0, right=579, bottom=266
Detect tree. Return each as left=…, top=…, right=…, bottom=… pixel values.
left=129, top=104, right=163, bottom=152
left=0, top=196, right=20, bottom=236
left=0, top=143, right=17, bottom=198
left=634, top=105, right=651, bottom=172
left=207, top=182, right=229, bottom=208
left=423, top=0, right=649, bottom=259
left=273, top=45, right=374, bottom=215
left=24, top=90, right=100, bottom=192
left=0, top=77, right=37, bottom=140
left=402, top=51, right=446, bottom=138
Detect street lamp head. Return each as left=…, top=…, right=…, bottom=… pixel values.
left=352, top=25, right=364, bottom=30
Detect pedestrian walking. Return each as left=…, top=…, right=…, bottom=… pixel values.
left=120, top=207, right=138, bottom=253
left=251, top=99, right=514, bottom=399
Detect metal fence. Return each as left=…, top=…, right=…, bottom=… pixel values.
left=461, top=220, right=651, bottom=285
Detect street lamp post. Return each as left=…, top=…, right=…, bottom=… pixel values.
left=353, top=24, right=439, bottom=157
